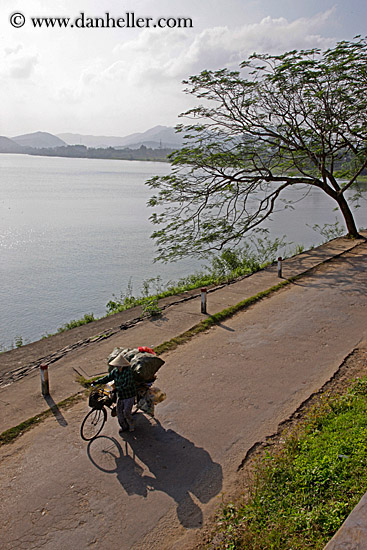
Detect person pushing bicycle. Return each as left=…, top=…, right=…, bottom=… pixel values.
left=94, top=354, right=136, bottom=433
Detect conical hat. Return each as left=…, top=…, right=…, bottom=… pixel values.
left=109, top=353, right=131, bottom=368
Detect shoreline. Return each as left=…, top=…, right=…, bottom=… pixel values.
left=1, top=232, right=365, bottom=358
left=0, top=149, right=172, bottom=163
left=1, top=233, right=366, bottom=388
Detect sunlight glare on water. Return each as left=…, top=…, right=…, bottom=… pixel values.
left=0, top=154, right=366, bottom=348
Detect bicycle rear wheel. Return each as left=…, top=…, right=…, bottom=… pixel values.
left=80, top=407, right=107, bottom=441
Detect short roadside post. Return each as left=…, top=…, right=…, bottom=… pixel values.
left=201, top=287, right=207, bottom=314
left=277, top=257, right=283, bottom=278
left=40, top=363, right=50, bottom=396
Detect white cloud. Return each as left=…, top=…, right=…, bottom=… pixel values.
left=0, top=4, right=339, bottom=135
left=9, top=54, right=39, bottom=79
left=98, top=8, right=336, bottom=88
left=5, top=44, right=23, bottom=55
left=64, top=8, right=335, bottom=94
left=1, top=44, right=39, bottom=79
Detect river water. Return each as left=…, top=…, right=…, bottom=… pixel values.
left=1, top=154, right=366, bottom=348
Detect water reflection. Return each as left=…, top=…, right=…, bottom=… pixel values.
left=1, top=154, right=366, bottom=346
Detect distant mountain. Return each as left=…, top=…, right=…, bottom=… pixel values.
left=124, top=125, right=183, bottom=149
left=1, top=126, right=184, bottom=155
left=58, top=132, right=137, bottom=148
left=12, top=131, right=67, bottom=149
left=0, top=136, right=25, bottom=153
left=58, top=125, right=184, bottom=150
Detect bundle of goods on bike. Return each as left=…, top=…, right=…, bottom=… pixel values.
left=80, top=346, right=166, bottom=441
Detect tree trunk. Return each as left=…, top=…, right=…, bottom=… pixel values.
left=336, top=193, right=360, bottom=238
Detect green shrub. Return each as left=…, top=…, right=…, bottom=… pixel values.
left=211, top=378, right=367, bottom=549
left=57, top=313, right=96, bottom=333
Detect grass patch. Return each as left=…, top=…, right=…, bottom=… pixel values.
left=74, top=278, right=295, bottom=391
left=0, top=393, right=85, bottom=446
left=57, top=313, right=96, bottom=333
left=75, top=375, right=101, bottom=388
left=104, top=270, right=262, bottom=316
left=105, top=236, right=290, bottom=316
left=1, top=236, right=312, bottom=349
left=210, top=377, right=367, bottom=549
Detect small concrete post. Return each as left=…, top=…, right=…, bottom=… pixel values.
left=201, top=287, right=207, bottom=314
left=40, top=363, right=50, bottom=396
left=277, top=257, right=283, bottom=278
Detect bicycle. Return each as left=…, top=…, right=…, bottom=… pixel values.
left=80, top=385, right=116, bottom=441
left=80, top=380, right=166, bottom=441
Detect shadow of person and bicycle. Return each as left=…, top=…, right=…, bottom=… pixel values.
left=87, top=414, right=223, bottom=528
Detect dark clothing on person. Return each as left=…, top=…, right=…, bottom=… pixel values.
left=98, top=366, right=136, bottom=399
left=116, top=396, right=135, bottom=431
left=97, top=366, right=136, bottom=432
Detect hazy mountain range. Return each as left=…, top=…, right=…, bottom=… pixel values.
left=58, top=125, right=183, bottom=149
left=0, top=126, right=184, bottom=153
left=11, top=131, right=66, bottom=149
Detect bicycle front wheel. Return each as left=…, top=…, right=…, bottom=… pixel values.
left=80, top=407, right=107, bottom=441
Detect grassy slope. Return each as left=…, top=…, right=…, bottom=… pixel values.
left=208, top=376, right=367, bottom=549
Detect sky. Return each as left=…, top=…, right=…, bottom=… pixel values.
left=1, top=0, right=367, bottom=138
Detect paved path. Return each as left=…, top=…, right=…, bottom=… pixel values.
left=0, top=236, right=367, bottom=549
left=1, top=235, right=366, bottom=434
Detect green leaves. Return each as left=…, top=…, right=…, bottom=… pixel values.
left=210, top=377, right=367, bottom=549
left=147, top=37, right=367, bottom=259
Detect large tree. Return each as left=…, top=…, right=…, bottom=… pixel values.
left=147, top=37, right=367, bottom=261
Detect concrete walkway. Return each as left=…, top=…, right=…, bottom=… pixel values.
left=1, top=233, right=367, bottom=550
left=1, top=233, right=365, bottom=435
